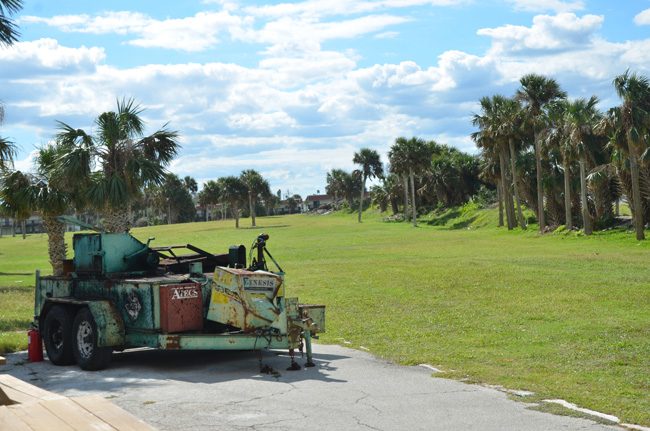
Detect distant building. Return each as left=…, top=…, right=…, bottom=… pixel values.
left=304, top=194, right=333, bottom=211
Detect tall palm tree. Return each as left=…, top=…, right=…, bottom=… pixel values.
left=326, top=168, right=349, bottom=207
left=610, top=71, right=650, bottom=240
left=240, top=169, right=268, bottom=227
left=28, top=146, right=73, bottom=275
left=472, top=96, right=516, bottom=229
left=516, top=74, right=567, bottom=232
left=0, top=169, right=30, bottom=238
left=352, top=148, right=383, bottom=222
left=198, top=180, right=221, bottom=221
left=564, top=96, right=601, bottom=235
left=544, top=100, right=574, bottom=228
left=0, top=0, right=23, bottom=46
left=388, top=137, right=412, bottom=217
left=218, top=176, right=247, bottom=228
left=0, top=104, right=16, bottom=171
left=54, top=98, right=179, bottom=232
left=498, top=97, right=527, bottom=229
left=183, top=176, right=198, bottom=195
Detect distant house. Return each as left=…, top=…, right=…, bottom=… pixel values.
left=277, top=196, right=303, bottom=214
left=304, top=194, right=333, bottom=211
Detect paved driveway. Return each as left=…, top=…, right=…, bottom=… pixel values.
left=1, top=344, right=619, bottom=430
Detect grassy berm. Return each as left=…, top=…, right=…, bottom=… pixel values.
left=0, top=207, right=648, bottom=425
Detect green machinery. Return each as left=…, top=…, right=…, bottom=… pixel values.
left=33, top=224, right=325, bottom=371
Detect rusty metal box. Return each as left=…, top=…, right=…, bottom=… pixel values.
left=299, top=304, right=326, bottom=333
left=159, top=283, right=203, bottom=333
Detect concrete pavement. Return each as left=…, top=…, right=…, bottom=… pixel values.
left=0, top=344, right=620, bottom=430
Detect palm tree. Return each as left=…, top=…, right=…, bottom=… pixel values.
left=198, top=180, right=221, bottom=221
left=240, top=169, right=268, bottom=227
left=388, top=137, right=411, bottom=217
left=564, top=96, right=601, bottom=235
left=498, top=97, right=527, bottom=229
left=609, top=71, right=650, bottom=240
left=0, top=0, right=23, bottom=46
left=0, top=170, right=30, bottom=238
left=472, top=96, right=516, bottom=229
left=28, top=146, right=73, bottom=275
left=54, top=98, right=179, bottom=232
left=516, top=74, right=567, bottom=232
left=544, top=100, right=574, bottom=228
left=352, top=148, right=383, bottom=222
left=183, top=176, right=198, bottom=195
left=0, top=104, right=16, bottom=171
left=218, top=176, right=247, bottom=228
left=326, top=168, right=349, bottom=207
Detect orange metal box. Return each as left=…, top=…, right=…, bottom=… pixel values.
left=159, top=283, right=203, bottom=333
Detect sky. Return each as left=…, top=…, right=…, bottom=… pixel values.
left=1, top=0, right=650, bottom=198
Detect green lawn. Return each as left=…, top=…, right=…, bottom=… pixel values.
left=0, top=210, right=649, bottom=425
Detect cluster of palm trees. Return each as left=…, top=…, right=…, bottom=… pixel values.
left=0, top=99, right=180, bottom=275
left=326, top=139, right=481, bottom=225
left=197, top=169, right=275, bottom=228
left=473, top=71, right=650, bottom=240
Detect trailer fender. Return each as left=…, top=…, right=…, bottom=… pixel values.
left=87, top=301, right=125, bottom=348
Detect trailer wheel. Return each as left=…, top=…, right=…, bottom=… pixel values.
left=72, top=308, right=112, bottom=371
left=42, top=305, right=75, bottom=365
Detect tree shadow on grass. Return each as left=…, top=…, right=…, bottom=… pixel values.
left=0, top=272, right=33, bottom=276
left=426, top=209, right=461, bottom=226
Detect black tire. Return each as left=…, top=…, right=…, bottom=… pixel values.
left=42, top=305, right=75, bottom=365
left=72, top=308, right=112, bottom=371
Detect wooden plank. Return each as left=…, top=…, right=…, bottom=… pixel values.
left=0, top=405, right=33, bottom=431
left=0, top=374, right=65, bottom=403
left=71, top=395, right=157, bottom=431
left=9, top=402, right=76, bottom=431
left=40, top=398, right=116, bottom=431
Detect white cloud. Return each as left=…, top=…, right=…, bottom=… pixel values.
left=478, top=13, right=603, bottom=53
left=375, top=31, right=399, bottom=39
left=246, top=0, right=467, bottom=19
left=634, top=8, right=650, bottom=26
left=23, top=11, right=247, bottom=52
left=7, top=8, right=650, bottom=196
left=0, top=38, right=105, bottom=80
left=506, top=0, right=585, bottom=13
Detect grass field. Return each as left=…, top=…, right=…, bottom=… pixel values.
left=0, top=208, right=649, bottom=425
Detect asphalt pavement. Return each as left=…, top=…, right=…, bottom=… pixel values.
left=1, top=344, right=621, bottom=431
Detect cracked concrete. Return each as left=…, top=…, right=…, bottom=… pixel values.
left=0, top=344, right=621, bottom=431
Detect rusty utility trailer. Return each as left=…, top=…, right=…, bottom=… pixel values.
left=34, top=224, right=324, bottom=371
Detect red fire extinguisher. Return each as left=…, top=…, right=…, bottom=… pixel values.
left=28, top=328, right=44, bottom=362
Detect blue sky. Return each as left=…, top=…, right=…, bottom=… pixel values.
left=2, top=0, right=650, bottom=197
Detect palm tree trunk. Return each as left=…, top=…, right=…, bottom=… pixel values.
left=579, top=156, right=592, bottom=235
left=563, top=157, right=572, bottom=229
left=249, top=192, right=256, bottom=227
left=508, top=139, right=526, bottom=229
left=409, top=167, right=417, bottom=227
left=42, top=214, right=67, bottom=276
left=402, top=174, right=409, bottom=215
left=103, top=206, right=131, bottom=233
left=11, top=217, right=15, bottom=237
left=232, top=205, right=240, bottom=228
left=499, top=149, right=514, bottom=230
left=391, top=198, right=398, bottom=215
left=167, top=203, right=172, bottom=225
left=534, top=133, right=546, bottom=232
left=358, top=176, right=365, bottom=222
left=497, top=179, right=504, bottom=227
left=629, top=146, right=645, bottom=240
left=615, top=199, right=619, bottom=217
left=21, top=220, right=26, bottom=239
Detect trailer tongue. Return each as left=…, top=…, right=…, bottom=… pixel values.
left=34, top=222, right=325, bottom=371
